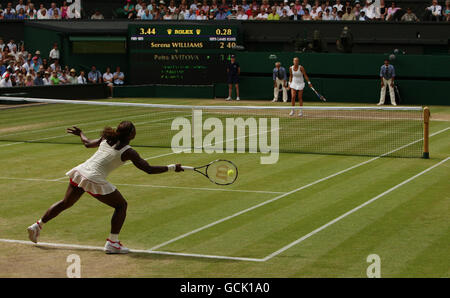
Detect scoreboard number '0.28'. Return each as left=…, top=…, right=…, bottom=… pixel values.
left=215, top=28, right=233, bottom=36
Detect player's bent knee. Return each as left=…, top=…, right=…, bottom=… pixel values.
left=116, top=200, right=127, bottom=211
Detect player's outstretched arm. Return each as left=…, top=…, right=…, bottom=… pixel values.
left=122, top=148, right=183, bottom=174
left=66, top=126, right=102, bottom=148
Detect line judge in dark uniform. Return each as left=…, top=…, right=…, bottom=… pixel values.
left=226, top=55, right=240, bottom=101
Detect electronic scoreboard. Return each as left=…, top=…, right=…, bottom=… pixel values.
left=128, top=23, right=242, bottom=85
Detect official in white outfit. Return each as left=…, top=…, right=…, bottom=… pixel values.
left=272, top=62, right=288, bottom=102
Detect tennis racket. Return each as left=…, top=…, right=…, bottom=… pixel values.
left=181, top=159, right=238, bottom=185
left=310, top=86, right=327, bottom=102
left=394, top=84, right=402, bottom=104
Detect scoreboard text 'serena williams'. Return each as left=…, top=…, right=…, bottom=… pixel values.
left=128, top=23, right=241, bottom=85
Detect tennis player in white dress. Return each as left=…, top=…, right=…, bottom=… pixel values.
left=288, top=57, right=313, bottom=116
left=27, top=121, right=184, bottom=254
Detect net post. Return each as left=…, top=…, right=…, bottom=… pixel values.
left=423, top=106, right=430, bottom=159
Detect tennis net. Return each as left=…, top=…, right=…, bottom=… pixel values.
left=0, top=97, right=428, bottom=158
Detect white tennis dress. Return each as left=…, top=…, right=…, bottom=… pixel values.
left=66, top=140, right=131, bottom=195
left=289, top=65, right=305, bottom=91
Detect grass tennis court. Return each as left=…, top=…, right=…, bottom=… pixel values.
left=0, top=98, right=449, bottom=277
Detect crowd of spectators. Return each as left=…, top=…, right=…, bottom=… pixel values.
left=0, top=0, right=81, bottom=19
left=0, top=0, right=448, bottom=21
left=0, top=39, right=125, bottom=90
left=117, top=0, right=450, bottom=22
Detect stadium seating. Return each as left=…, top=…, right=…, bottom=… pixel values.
left=0, top=0, right=446, bottom=21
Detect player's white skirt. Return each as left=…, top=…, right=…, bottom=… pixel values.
left=66, top=168, right=116, bottom=196
left=289, top=82, right=305, bottom=91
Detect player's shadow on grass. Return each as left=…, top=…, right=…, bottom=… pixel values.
left=32, top=245, right=101, bottom=254
left=32, top=245, right=238, bottom=263
left=128, top=252, right=247, bottom=263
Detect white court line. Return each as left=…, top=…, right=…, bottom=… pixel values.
left=54, top=176, right=71, bottom=181
left=0, top=141, right=23, bottom=147
left=0, top=177, right=61, bottom=182
left=262, top=156, right=450, bottom=261
left=0, top=176, right=283, bottom=194
left=0, top=238, right=264, bottom=262
left=148, top=126, right=450, bottom=251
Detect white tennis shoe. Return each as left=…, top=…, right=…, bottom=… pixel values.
left=104, top=239, right=130, bottom=254
left=298, top=110, right=303, bottom=117
left=272, top=98, right=277, bottom=102
left=289, top=110, right=294, bottom=116
left=236, top=97, right=240, bottom=101
left=27, top=222, right=41, bottom=243
left=226, top=97, right=232, bottom=101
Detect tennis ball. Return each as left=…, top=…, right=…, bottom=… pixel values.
left=227, top=169, right=234, bottom=177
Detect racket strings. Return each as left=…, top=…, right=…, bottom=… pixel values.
left=206, top=160, right=238, bottom=185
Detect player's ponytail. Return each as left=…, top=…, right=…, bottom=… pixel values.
left=102, top=121, right=135, bottom=146
left=102, top=126, right=119, bottom=144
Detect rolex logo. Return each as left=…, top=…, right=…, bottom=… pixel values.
left=167, top=29, right=172, bottom=35
left=196, top=29, right=201, bottom=35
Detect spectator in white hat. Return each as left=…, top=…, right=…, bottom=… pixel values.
left=37, top=7, right=50, bottom=19
left=282, top=0, right=293, bottom=15
left=43, top=71, right=51, bottom=85
left=68, top=69, right=78, bottom=84
left=34, top=50, right=42, bottom=65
